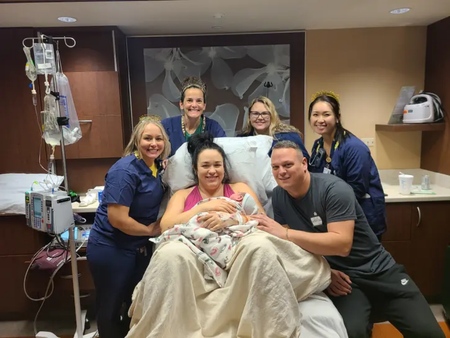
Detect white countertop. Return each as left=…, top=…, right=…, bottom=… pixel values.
left=380, top=169, right=450, bottom=203
left=72, top=201, right=99, bottom=213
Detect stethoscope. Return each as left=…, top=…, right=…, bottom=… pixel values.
left=308, top=139, right=340, bottom=168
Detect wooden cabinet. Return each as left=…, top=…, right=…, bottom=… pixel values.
left=54, top=71, right=124, bottom=159
left=0, top=216, right=95, bottom=319
left=383, top=201, right=450, bottom=300
left=410, top=202, right=450, bottom=298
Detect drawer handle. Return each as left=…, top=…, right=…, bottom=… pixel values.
left=79, top=120, right=92, bottom=123
left=416, top=206, right=422, bottom=227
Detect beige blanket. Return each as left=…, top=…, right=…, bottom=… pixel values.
left=126, top=230, right=331, bottom=338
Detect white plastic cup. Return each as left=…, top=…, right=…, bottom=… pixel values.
left=399, top=174, right=414, bottom=195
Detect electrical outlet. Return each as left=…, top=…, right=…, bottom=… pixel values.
left=361, top=138, right=375, bottom=147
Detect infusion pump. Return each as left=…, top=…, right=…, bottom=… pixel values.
left=25, top=191, right=74, bottom=235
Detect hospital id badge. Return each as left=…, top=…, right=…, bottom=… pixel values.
left=323, top=167, right=331, bottom=174
left=311, top=216, right=323, bottom=227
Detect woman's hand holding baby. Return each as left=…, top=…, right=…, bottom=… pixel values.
left=197, top=199, right=237, bottom=214
left=199, top=213, right=238, bottom=231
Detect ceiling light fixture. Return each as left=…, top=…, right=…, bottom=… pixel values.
left=58, top=16, right=77, bottom=23
left=390, top=8, right=411, bottom=15
left=213, top=13, right=224, bottom=19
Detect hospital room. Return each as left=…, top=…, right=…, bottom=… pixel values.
left=1, top=0, right=450, bottom=337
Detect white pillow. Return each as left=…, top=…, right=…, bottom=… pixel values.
left=162, top=135, right=278, bottom=216
left=0, top=174, right=65, bottom=214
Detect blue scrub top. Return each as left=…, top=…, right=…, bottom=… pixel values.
left=309, top=134, right=387, bottom=236
left=238, top=131, right=310, bottom=161
left=162, top=115, right=226, bottom=157
left=90, top=154, right=165, bottom=250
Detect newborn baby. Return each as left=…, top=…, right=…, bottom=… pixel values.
left=151, top=193, right=260, bottom=287
left=229, top=192, right=259, bottom=216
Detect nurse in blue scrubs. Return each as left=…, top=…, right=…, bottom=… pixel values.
left=308, top=91, right=387, bottom=240
left=87, top=116, right=171, bottom=338
left=162, top=76, right=226, bottom=157
left=238, top=96, right=310, bottom=160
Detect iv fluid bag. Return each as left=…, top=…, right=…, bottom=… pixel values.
left=33, top=43, right=56, bottom=75
left=53, top=73, right=82, bottom=145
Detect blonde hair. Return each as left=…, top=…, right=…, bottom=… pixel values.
left=123, top=117, right=171, bottom=160
left=241, top=96, right=303, bottom=140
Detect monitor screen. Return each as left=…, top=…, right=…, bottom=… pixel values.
left=33, top=198, right=42, bottom=217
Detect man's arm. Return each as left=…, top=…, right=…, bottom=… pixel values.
left=256, top=180, right=356, bottom=257
left=287, top=220, right=354, bottom=257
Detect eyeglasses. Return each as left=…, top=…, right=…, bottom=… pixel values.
left=249, top=111, right=271, bottom=119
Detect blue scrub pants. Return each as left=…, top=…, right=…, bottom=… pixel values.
left=87, top=235, right=152, bottom=338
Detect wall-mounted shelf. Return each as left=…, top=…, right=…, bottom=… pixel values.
left=375, top=123, right=445, bottom=132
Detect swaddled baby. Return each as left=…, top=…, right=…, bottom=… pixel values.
left=195, top=192, right=260, bottom=226
left=151, top=192, right=260, bottom=287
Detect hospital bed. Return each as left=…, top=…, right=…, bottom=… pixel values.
left=162, top=135, right=348, bottom=338
left=0, top=136, right=348, bottom=337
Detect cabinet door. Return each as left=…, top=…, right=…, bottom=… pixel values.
left=53, top=71, right=124, bottom=159
left=0, top=255, right=39, bottom=318
left=382, top=203, right=413, bottom=274
left=410, top=202, right=450, bottom=298
left=383, top=203, right=412, bottom=241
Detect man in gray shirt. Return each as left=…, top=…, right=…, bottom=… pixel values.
left=252, top=141, right=444, bottom=338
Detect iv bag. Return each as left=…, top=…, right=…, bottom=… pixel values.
left=53, top=73, right=82, bottom=145
left=41, top=95, right=61, bottom=146
left=33, top=43, right=57, bottom=75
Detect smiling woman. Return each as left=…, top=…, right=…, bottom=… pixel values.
left=161, top=77, right=226, bottom=157
left=86, top=115, right=171, bottom=338
left=308, top=91, right=387, bottom=240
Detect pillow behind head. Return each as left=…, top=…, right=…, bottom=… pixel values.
left=162, top=135, right=277, bottom=215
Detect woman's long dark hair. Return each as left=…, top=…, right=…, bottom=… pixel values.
left=187, top=132, right=230, bottom=184
left=308, top=94, right=352, bottom=144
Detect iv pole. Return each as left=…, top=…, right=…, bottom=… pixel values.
left=23, top=33, right=89, bottom=338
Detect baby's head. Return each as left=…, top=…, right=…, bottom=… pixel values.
left=230, top=192, right=259, bottom=215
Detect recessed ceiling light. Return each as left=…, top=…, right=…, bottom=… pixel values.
left=390, top=8, right=411, bottom=14
left=213, top=13, right=224, bottom=19
left=58, top=16, right=77, bottom=23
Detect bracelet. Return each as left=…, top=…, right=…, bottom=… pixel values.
left=285, top=228, right=290, bottom=241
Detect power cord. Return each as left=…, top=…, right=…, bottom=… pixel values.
left=24, top=230, right=91, bottom=335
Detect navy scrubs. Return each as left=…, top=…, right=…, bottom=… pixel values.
left=162, top=115, right=226, bottom=157
left=87, top=154, right=164, bottom=338
left=309, top=134, right=387, bottom=236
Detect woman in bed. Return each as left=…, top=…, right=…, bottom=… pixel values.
left=126, top=133, right=331, bottom=338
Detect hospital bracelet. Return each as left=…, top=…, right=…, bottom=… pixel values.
left=285, top=228, right=290, bottom=241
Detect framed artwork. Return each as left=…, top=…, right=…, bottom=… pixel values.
left=127, top=33, right=305, bottom=136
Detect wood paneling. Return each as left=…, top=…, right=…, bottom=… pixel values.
left=383, top=203, right=411, bottom=241
left=0, top=28, right=48, bottom=174
left=383, top=201, right=450, bottom=299
left=0, top=216, right=48, bottom=255
left=56, top=158, right=118, bottom=193
left=422, top=17, right=450, bottom=174
left=114, top=28, right=132, bottom=146
left=0, top=255, right=40, bottom=318
left=52, top=71, right=124, bottom=159
left=128, top=33, right=305, bottom=133
left=410, top=202, right=450, bottom=298
left=32, top=27, right=116, bottom=72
